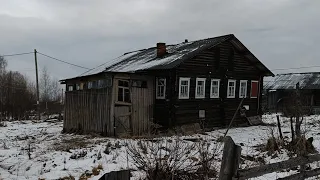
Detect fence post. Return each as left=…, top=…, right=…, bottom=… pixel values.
left=276, top=115, right=283, bottom=140
left=219, top=136, right=241, bottom=180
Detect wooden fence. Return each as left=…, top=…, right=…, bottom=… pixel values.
left=219, top=136, right=320, bottom=180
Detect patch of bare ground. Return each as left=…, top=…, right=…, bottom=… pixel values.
left=52, top=137, right=90, bottom=152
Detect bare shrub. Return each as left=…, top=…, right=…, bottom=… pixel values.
left=70, top=150, right=87, bottom=159
left=0, top=121, right=7, bottom=127
left=195, top=140, right=218, bottom=179
left=127, top=137, right=219, bottom=180
left=104, top=142, right=112, bottom=154
left=286, top=136, right=317, bottom=156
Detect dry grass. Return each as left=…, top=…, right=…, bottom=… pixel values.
left=58, top=175, right=75, bottom=180
left=53, top=137, right=89, bottom=152
left=92, top=167, right=101, bottom=176
left=97, top=164, right=103, bottom=170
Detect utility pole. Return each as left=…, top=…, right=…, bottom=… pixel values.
left=34, top=49, right=40, bottom=121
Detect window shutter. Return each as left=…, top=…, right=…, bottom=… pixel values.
left=251, top=81, right=259, bottom=98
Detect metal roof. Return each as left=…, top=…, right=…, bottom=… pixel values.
left=61, top=34, right=273, bottom=82
left=264, top=72, right=320, bottom=90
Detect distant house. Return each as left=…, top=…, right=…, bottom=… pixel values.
left=264, top=72, right=320, bottom=114
left=60, top=34, right=273, bottom=136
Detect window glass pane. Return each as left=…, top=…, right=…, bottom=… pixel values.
left=88, top=82, right=93, bottom=89
left=118, top=88, right=123, bottom=101
left=181, top=80, right=188, bottom=86
left=212, top=81, right=218, bottom=86
left=68, top=85, right=73, bottom=91
left=119, top=80, right=123, bottom=86
left=124, top=89, right=130, bottom=102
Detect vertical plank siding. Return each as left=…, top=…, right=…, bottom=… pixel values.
left=113, top=74, right=154, bottom=136
left=64, top=88, right=112, bottom=136
left=131, top=76, right=154, bottom=135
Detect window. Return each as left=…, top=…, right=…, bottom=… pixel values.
left=97, top=78, right=112, bottom=88
left=88, top=81, right=93, bottom=89
left=239, top=80, right=248, bottom=98
left=67, top=85, right=74, bottom=91
left=251, top=81, right=259, bottom=98
left=156, top=78, right=166, bottom=99
left=97, top=80, right=105, bottom=88
left=210, top=79, right=220, bottom=98
left=76, top=84, right=80, bottom=90
left=80, top=83, right=84, bottom=90
left=227, top=80, right=236, bottom=98
left=118, top=80, right=130, bottom=103
left=195, top=78, right=206, bottom=98
left=132, top=80, right=147, bottom=88
left=179, top=77, right=190, bottom=99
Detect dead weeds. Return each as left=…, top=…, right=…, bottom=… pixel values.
left=53, top=137, right=90, bottom=152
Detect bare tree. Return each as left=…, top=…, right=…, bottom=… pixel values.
left=40, top=67, right=61, bottom=102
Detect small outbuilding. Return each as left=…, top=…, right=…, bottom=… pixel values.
left=264, top=72, right=320, bottom=114
left=60, top=34, right=273, bottom=136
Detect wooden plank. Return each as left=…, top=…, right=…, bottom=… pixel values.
left=99, top=170, right=130, bottom=180
left=219, top=136, right=240, bottom=180
left=246, top=116, right=263, bottom=126
left=277, top=168, right=320, bottom=180
left=238, top=154, right=320, bottom=179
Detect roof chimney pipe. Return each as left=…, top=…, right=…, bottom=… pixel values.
left=185, top=39, right=188, bottom=43
left=157, top=42, right=166, bottom=58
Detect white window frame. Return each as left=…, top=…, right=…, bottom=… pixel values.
left=239, top=80, right=248, bottom=98
left=156, top=78, right=166, bottom=99
left=227, top=79, right=236, bottom=98
left=195, top=78, right=206, bottom=99
left=179, top=77, right=190, bottom=99
left=251, top=80, right=259, bottom=98
left=68, top=85, right=74, bottom=91
left=210, top=79, right=220, bottom=98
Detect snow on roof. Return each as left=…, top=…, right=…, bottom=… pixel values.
left=264, top=72, right=320, bottom=90
left=81, top=50, right=143, bottom=76
left=61, top=34, right=273, bottom=82
left=81, top=34, right=232, bottom=75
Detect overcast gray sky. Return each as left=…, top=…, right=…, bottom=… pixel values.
left=0, top=0, right=319, bottom=81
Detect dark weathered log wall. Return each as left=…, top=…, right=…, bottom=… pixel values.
left=174, top=40, right=262, bottom=127
left=64, top=88, right=112, bottom=135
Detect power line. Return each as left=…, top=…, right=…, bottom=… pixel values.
left=37, top=52, right=90, bottom=70
left=271, top=65, right=320, bottom=71
left=1, top=52, right=33, bottom=57
left=78, top=54, right=126, bottom=76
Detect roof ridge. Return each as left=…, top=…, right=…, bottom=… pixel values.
left=121, top=34, right=234, bottom=55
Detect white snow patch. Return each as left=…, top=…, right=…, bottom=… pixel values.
left=1, top=114, right=320, bottom=179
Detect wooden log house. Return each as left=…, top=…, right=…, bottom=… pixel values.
left=60, top=34, right=274, bottom=136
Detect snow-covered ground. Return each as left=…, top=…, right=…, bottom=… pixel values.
left=0, top=114, right=320, bottom=180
